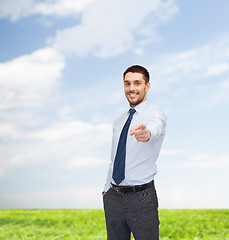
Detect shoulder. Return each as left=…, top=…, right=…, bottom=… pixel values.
left=146, top=103, right=167, bottom=120
left=113, top=111, right=128, bottom=125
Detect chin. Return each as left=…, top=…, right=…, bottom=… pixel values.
left=128, top=100, right=140, bottom=107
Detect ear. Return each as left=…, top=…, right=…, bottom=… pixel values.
left=146, top=82, right=150, bottom=91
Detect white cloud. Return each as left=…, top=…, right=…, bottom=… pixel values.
left=0, top=0, right=33, bottom=21
left=212, top=79, right=229, bottom=103
left=0, top=120, right=112, bottom=175
left=166, top=153, right=229, bottom=169
left=0, top=123, right=21, bottom=140
left=0, top=0, right=94, bottom=21
left=161, top=149, right=194, bottom=156
left=34, top=0, right=95, bottom=17
left=1, top=0, right=178, bottom=57
left=157, top=150, right=229, bottom=208
left=0, top=47, right=65, bottom=109
left=27, top=121, right=112, bottom=143
left=67, top=157, right=106, bottom=169
left=0, top=186, right=103, bottom=208
left=52, top=0, right=178, bottom=57
left=158, top=186, right=229, bottom=208
left=149, top=37, right=229, bottom=94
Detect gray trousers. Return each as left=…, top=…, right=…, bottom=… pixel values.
left=103, top=185, right=159, bottom=240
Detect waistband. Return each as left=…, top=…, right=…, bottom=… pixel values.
left=111, top=180, right=154, bottom=193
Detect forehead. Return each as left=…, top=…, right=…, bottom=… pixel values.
left=124, top=72, right=145, bottom=81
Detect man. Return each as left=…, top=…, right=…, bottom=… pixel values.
left=103, top=65, right=167, bottom=240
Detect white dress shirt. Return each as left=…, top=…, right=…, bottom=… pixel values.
left=104, top=100, right=167, bottom=192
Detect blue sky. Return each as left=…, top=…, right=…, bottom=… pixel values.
left=0, top=0, right=228, bottom=209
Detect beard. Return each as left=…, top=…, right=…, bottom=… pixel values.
left=126, top=91, right=146, bottom=107
left=128, top=98, right=143, bottom=107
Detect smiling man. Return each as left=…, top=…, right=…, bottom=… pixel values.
left=103, top=65, right=167, bottom=240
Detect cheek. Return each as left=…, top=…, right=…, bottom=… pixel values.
left=124, top=87, right=131, bottom=94
left=138, top=87, right=145, bottom=94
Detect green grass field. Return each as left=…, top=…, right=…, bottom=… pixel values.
left=0, top=209, right=228, bottom=239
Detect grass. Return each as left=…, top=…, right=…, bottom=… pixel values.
left=0, top=209, right=228, bottom=239
left=159, top=209, right=229, bottom=240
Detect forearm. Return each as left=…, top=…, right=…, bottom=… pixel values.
left=147, top=112, right=167, bottom=140
left=103, top=161, right=112, bottom=192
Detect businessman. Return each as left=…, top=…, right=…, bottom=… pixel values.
left=103, top=65, right=167, bottom=240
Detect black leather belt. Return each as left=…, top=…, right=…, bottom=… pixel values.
left=111, top=180, right=154, bottom=193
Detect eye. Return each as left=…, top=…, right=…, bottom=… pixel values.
left=124, top=82, right=130, bottom=86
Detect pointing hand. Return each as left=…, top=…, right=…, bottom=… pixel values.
left=130, top=124, right=151, bottom=142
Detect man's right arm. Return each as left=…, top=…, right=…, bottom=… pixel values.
left=103, top=161, right=112, bottom=194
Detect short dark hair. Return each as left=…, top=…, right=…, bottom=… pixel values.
left=123, top=65, right=150, bottom=83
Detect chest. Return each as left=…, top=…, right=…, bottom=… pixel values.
left=113, top=113, right=148, bottom=140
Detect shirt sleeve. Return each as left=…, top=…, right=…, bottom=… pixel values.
left=103, top=161, right=112, bottom=192
left=146, top=107, right=167, bottom=141
left=103, top=124, right=116, bottom=192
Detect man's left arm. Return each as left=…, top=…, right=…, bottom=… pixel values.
left=130, top=110, right=167, bottom=143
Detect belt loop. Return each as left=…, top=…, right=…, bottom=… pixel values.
left=133, top=186, right=136, bottom=192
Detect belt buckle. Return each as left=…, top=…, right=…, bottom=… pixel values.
left=116, top=186, right=122, bottom=193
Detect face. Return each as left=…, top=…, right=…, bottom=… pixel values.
left=124, top=72, right=150, bottom=108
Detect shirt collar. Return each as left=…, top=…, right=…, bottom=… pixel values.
left=130, top=100, right=149, bottom=114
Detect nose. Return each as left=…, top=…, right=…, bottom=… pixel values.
left=129, top=83, right=135, bottom=91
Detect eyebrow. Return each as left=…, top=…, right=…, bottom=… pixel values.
left=124, top=79, right=142, bottom=82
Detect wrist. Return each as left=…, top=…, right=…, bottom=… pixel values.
left=147, top=131, right=151, bottom=141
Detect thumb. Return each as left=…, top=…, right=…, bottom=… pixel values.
left=139, top=124, right=146, bottom=130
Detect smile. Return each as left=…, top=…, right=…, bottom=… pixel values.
left=128, top=93, right=138, bottom=98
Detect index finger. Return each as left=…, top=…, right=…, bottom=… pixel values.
left=130, top=126, right=139, bottom=135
